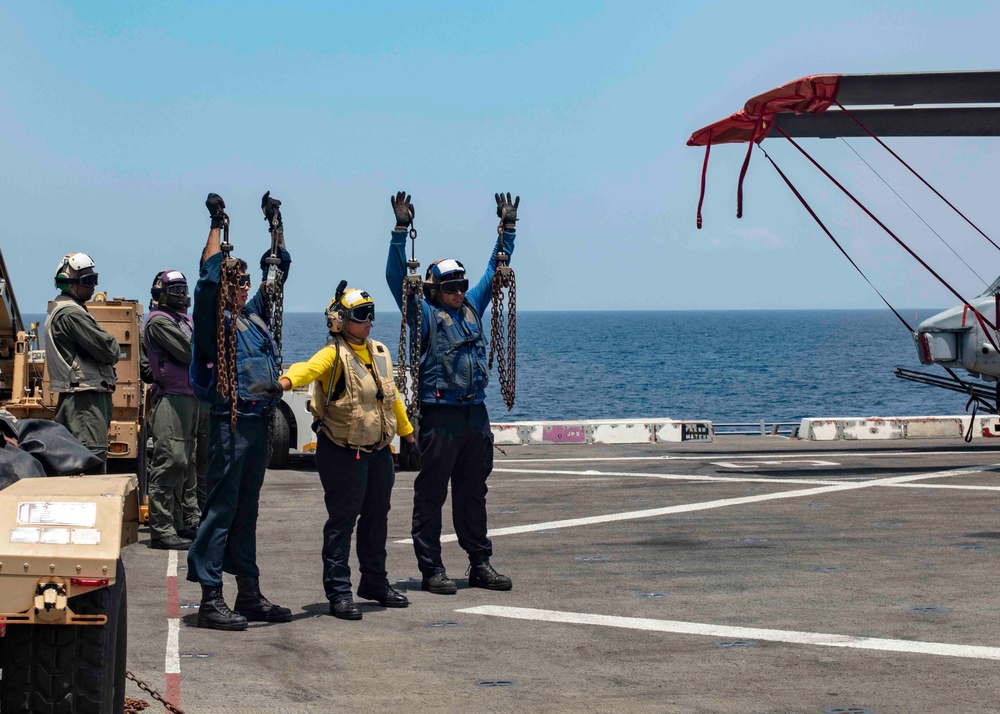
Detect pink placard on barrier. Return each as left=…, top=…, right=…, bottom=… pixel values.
left=543, top=425, right=586, bottom=443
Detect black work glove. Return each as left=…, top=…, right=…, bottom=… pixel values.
left=397, top=439, right=421, bottom=472
left=261, top=191, right=282, bottom=227
left=249, top=381, right=284, bottom=402
left=495, top=192, right=519, bottom=231
left=206, top=193, right=227, bottom=229
left=391, top=191, right=414, bottom=229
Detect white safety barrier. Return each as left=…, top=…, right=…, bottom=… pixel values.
left=491, top=418, right=714, bottom=445
left=799, top=415, right=1000, bottom=441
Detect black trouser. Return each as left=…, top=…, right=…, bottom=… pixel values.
left=412, top=403, right=494, bottom=576
left=317, top=434, right=395, bottom=602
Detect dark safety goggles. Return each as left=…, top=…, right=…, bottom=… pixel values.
left=439, top=278, right=469, bottom=294
left=78, top=273, right=99, bottom=287
left=165, top=284, right=189, bottom=297
left=347, top=303, right=375, bottom=323
left=236, top=274, right=252, bottom=288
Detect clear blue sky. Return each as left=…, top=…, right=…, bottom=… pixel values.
left=2, top=1, right=998, bottom=313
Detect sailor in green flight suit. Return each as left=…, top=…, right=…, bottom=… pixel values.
left=142, top=270, right=202, bottom=551
left=45, top=252, right=119, bottom=472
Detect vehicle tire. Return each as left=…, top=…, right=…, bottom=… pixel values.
left=268, top=406, right=291, bottom=470
left=0, top=559, right=127, bottom=714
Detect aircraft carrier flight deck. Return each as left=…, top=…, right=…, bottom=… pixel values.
left=122, top=436, right=1000, bottom=714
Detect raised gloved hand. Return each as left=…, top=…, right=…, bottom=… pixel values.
left=495, top=192, right=519, bottom=231
left=262, top=191, right=282, bottom=227
left=391, top=191, right=414, bottom=230
left=397, top=438, right=421, bottom=472
left=206, top=193, right=227, bottom=229
left=249, top=381, right=284, bottom=402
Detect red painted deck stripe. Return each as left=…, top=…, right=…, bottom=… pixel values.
left=166, top=574, right=180, bottom=619
left=165, top=672, right=181, bottom=705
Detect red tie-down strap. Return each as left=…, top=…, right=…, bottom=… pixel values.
left=736, top=117, right=763, bottom=219
left=833, top=100, right=1000, bottom=255
left=696, top=135, right=711, bottom=229
left=774, top=123, right=1000, bottom=355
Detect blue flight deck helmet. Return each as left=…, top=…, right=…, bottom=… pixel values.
left=423, top=258, right=468, bottom=301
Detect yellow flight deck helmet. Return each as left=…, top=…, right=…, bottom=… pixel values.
left=326, top=280, right=376, bottom=334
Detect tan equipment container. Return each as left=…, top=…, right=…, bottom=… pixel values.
left=0, top=474, right=139, bottom=713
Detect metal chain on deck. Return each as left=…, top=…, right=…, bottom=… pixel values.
left=397, top=225, right=423, bottom=422
left=488, top=217, right=517, bottom=411
left=126, top=671, right=185, bottom=714
left=216, top=215, right=240, bottom=430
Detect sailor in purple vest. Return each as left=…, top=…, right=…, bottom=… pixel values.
left=142, top=270, right=201, bottom=550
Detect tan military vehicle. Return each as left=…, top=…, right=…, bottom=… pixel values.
left=0, top=247, right=143, bottom=713
left=0, top=475, right=139, bottom=713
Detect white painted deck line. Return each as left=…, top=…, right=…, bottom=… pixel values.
left=166, top=550, right=180, bottom=675
left=498, top=450, right=994, bottom=464
left=888, top=482, right=1000, bottom=492
left=395, top=467, right=989, bottom=544
left=166, top=619, right=180, bottom=675
left=457, top=606, right=1000, bottom=661
left=494, top=467, right=848, bottom=487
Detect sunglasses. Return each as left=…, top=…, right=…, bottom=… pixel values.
left=440, top=278, right=469, bottom=294
left=78, top=273, right=99, bottom=287
left=347, top=303, right=375, bottom=323
left=236, top=274, right=252, bottom=288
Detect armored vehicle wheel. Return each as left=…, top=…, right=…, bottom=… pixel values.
left=268, top=406, right=291, bottom=469
left=0, top=559, right=127, bottom=714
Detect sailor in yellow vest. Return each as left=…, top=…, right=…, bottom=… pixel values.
left=270, top=284, right=417, bottom=620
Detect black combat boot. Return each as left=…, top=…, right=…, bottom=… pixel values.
left=150, top=534, right=192, bottom=550
left=198, top=585, right=248, bottom=631
left=468, top=560, right=512, bottom=591
left=357, top=580, right=410, bottom=608
left=330, top=598, right=363, bottom=620
left=421, top=571, right=457, bottom=595
left=234, top=576, right=293, bottom=622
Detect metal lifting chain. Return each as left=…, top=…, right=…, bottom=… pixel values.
left=488, top=217, right=517, bottom=411
left=397, top=224, right=423, bottom=421
left=126, top=670, right=186, bottom=714
left=263, top=207, right=285, bottom=369
left=216, top=215, right=240, bottom=430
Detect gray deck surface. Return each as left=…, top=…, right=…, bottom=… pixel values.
left=121, top=437, right=1000, bottom=713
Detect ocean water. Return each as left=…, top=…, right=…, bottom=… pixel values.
left=277, top=309, right=969, bottom=424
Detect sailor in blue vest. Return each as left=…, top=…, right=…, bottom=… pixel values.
left=385, top=191, right=518, bottom=594
left=143, top=270, right=201, bottom=550
left=187, top=192, right=293, bottom=631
